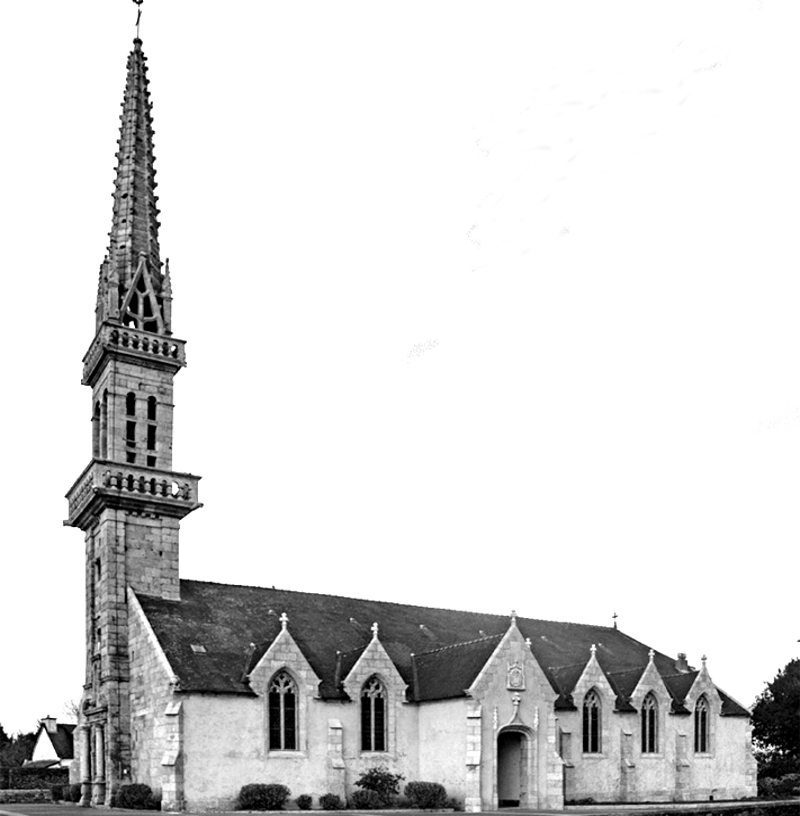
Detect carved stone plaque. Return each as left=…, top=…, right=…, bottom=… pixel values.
left=507, top=661, right=525, bottom=690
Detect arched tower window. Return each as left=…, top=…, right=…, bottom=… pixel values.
left=92, top=402, right=101, bottom=458
left=100, top=390, right=109, bottom=459
left=361, top=675, right=386, bottom=752
left=582, top=689, right=601, bottom=753
left=641, top=692, right=658, bottom=753
left=694, top=694, right=710, bottom=753
left=126, top=392, right=136, bottom=415
left=146, top=397, right=157, bottom=467
left=268, top=670, right=297, bottom=750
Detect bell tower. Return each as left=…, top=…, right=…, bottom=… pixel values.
left=65, top=37, right=201, bottom=806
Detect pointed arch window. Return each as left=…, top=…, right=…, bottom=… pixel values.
left=694, top=695, right=710, bottom=753
left=361, top=676, right=387, bottom=752
left=582, top=689, right=601, bottom=753
left=641, top=692, right=658, bottom=753
left=268, top=670, right=297, bottom=750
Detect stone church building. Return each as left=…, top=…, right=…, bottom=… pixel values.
left=65, top=38, right=757, bottom=811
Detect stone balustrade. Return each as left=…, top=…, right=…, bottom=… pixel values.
left=83, top=322, right=186, bottom=383
left=66, top=460, right=201, bottom=528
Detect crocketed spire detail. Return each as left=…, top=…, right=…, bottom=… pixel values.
left=96, top=38, right=171, bottom=334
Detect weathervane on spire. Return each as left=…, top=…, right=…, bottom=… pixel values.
left=132, top=0, right=144, bottom=39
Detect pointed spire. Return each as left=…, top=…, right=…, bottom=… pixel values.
left=97, top=38, right=169, bottom=334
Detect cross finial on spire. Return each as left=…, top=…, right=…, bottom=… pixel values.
left=590, top=643, right=597, bottom=656
left=279, top=612, right=289, bottom=631
left=648, top=648, right=655, bottom=662
left=133, top=0, right=144, bottom=39
left=371, top=622, right=379, bottom=639
left=612, top=612, right=618, bottom=629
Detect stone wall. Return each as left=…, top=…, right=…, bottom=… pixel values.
left=128, top=589, right=181, bottom=808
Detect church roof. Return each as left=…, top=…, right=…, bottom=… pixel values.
left=136, top=579, right=749, bottom=716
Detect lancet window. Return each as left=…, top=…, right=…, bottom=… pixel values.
left=582, top=689, right=601, bottom=753
left=268, top=670, right=297, bottom=750
left=361, top=676, right=387, bottom=752
left=694, top=694, right=709, bottom=753
left=641, top=692, right=658, bottom=753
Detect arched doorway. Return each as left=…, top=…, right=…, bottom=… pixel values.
left=497, top=730, right=527, bottom=807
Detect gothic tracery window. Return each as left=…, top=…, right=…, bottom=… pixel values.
left=694, top=694, right=709, bottom=753
left=268, top=670, right=297, bottom=750
left=582, top=689, right=601, bottom=753
left=361, top=676, right=386, bottom=752
left=641, top=692, right=658, bottom=753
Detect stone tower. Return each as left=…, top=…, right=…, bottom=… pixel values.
left=65, top=38, right=201, bottom=807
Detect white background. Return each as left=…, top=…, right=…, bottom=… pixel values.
left=0, top=0, right=798, bottom=735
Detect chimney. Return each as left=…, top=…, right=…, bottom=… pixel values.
left=41, top=716, right=57, bottom=734
left=675, top=653, right=690, bottom=673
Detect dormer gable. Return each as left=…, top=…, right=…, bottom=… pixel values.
left=629, top=651, right=671, bottom=711
left=467, top=615, right=556, bottom=704
left=342, top=623, right=407, bottom=702
left=571, top=644, right=618, bottom=710
left=248, top=613, right=321, bottom=697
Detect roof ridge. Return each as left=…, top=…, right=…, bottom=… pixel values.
left=548, top=660, right=589, bottom=671
left=415, top=633, right=503, bottom=657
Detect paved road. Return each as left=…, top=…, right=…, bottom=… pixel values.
left=1, top=803, right=798, bottom=816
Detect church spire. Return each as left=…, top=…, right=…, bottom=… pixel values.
left=96, top=38, right=169, bottom=334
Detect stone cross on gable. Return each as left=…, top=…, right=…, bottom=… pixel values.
left=590, top=643, right=597, bottom=656
left=648, top=649, right=655, bottom=662
left=279, top=612, right=289, bottom=631
left=371, top=622, right=379, bottom=639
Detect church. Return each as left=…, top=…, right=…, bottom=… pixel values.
left=64, top=36, right=757, bottom=812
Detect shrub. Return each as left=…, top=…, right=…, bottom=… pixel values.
left=319, top=793, right=343, bottom=810
left=237, top=783, right=291, bottom=811
left=404, top=782, right=448, bottom=810
left=350, top=789, right=383, bottom=809
left=446, top=797, right=463, bottom=812
left=51, top=784, right=64, bottom=802
left=295, top=794, right=313, bottom=810
left=114, top=783, right=159, bottom=810
left=70, top=783, right=83, bottom=803
left=355, top=766, right=404, bottom=805
left=114, top=782, right=161, bottom=810
left=759, top=773, right=800, bottom=799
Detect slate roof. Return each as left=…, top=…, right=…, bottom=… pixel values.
left=34, top=723, right=75, bottom=760
left=135, top=579, right=749, bottom=716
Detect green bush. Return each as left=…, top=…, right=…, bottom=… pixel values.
left=354, top=766, right=404, bottom=806
left=70, top=783, right=83, bottom=803
left=50, top=784, right=64, bottom=802
left=114, top=783, right=159, bottom=809
left=237, top=783, right=291, bottom=811
left=319, top=793, right=343, bottom=810
left=295, top=794, right=313, bottom=810
left=404, top=782, right=448, bottom=810
left=758, top=773, right=800, bottom=799
left=446, top=797, right=463, bottom=812
left=350, top=789, right=383, bottom=809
